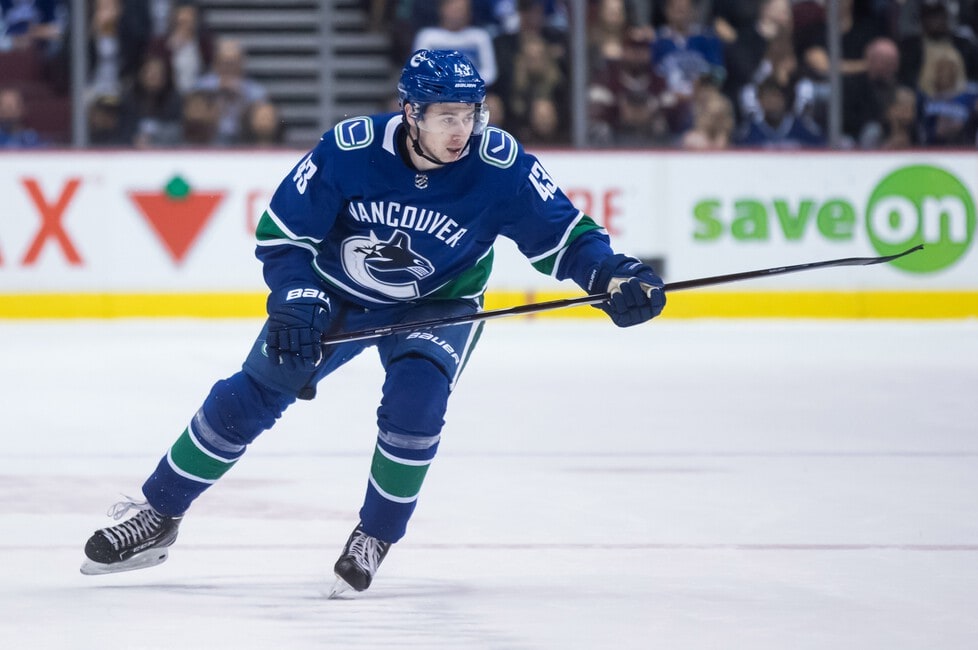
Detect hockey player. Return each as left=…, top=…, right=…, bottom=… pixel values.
left=80, top=49, right=666, bottom=596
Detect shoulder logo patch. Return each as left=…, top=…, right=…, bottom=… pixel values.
left=335, top=117, right=374, bottom=150
left=479, top=127, right=517, bottom=169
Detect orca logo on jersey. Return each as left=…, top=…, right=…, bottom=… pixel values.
left=341, top=230, right=435, bottom=299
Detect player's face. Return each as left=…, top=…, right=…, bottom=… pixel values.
left=413, top=102, right=477, bottom=163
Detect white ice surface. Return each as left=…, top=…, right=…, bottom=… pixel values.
left=1, top=318, right=977, bottom=649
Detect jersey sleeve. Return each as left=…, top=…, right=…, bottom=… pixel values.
left=497, top=146, right=615, bottom=293
left=254, top=135, right=344, bottom=292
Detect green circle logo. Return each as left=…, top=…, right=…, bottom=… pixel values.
left=866, top=165, right=975, bottom=273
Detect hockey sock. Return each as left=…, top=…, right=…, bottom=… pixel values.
left=360, top=434, right=439, bottom=542
left=169, top=410, right=246, bottom=482
left=142, top=409, right=245, bottom=515
left=142, top=373, right=292, bottom=516
left=359, top=355, right=448, bottom=542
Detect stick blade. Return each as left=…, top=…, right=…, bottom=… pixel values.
left=865, top=244, right=924, bottom=265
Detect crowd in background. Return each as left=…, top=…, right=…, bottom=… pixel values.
left=381, top=0, right=978, bottom=149
left=2, top=0, right=977, bottom=150
left=0, top=0, right=283, bottom=148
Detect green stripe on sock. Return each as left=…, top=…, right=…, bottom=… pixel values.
left=169, top=428, right=238, bottom=482
left=369, top=446, right=430, bottom=500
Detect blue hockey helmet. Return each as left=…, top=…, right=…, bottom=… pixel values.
left=398, top=49, right=487, bottom=106
left=397, top=49, right=489, bottom=135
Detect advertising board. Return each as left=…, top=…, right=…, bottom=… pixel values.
left=1, top=150, right=974, bottom=318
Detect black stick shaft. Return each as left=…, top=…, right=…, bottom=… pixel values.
left=321, top=245, right=922, bottom=344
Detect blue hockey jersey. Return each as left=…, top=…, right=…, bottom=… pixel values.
left=255, top=113, right=614, bottom=307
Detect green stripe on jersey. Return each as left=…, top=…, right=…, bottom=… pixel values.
left=255, top=210, right=288, bottom=242
left=429, top=249, right=494, bottom=300
left=168, top=428, right=239, bottom=482
left=255, top=210, right=320, bottom=247
left=369, top=445, right=431, bottom=501
left=531, top=215, right=604, bottom=276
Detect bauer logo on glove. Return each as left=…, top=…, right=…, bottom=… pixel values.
left=285, top=287, right=331, bottom=304
left=265, top=286, right=334, bottom=370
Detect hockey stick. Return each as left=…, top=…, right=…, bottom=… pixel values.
left=321, top=244, right=923, bottom=345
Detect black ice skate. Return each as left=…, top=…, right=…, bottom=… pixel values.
left=80, top=499, right=182, bottom=575
left=328, top=524, right=391, bottom=598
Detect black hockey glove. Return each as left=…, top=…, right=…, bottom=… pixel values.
left=591, top=254, right=666, bottom=328
left=265, top=287, right=333, bottom=371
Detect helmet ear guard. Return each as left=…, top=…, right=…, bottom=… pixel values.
left=471, top=103, right=490, bottom=135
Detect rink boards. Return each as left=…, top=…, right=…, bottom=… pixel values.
left=0, top=148, right=975, bottom=319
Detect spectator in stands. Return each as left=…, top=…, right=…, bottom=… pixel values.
left=499, top=32, right=566, bottom=141
left=411, top=0, right=499, bottom=88
left=150, top=0, right=213, bottom=96
left=789, top=0, right=886, bottom=133
left=588, top=32, right=668, bottom=146
left=720, top=0, right=793, bottom=123
left=736, top=76, right=825, bottom=148
left=601, top=0, right=657, bottom=39
left=0, top=0, right=64, bottom=55
left=380, top=0, right=433, bottom=65
left=193, top=37, right=266, bottom=145
left=898, top=0, right=978, bottom=88
left=179, top=87, right=219, bottom=146
left=681, top=84, right=735, bottom=149
left=358, top=1, right=525, bottom=78
left=884, top=0, right=917, bottom=43
left=916, top=41, right=978, bottom=145
left=711, top=0, right=766, bottom=44
left=494, top=0, right=568, bottom=113
left=477, top=0, right=526, bottom=35
left=387, top=0, right=506, bottom=34
left=651, top=0, right=725, bottom=137
left=878, top=85, right=923, bottom=149
left=842, top=36, right=901, bottom=147
left=587, top=0, right=631, bottom=72
left=146, top=0, right=173, bottom=39
left=85, top=0, right=151, bottom=108
left=0, top=86, right=42, bottom=147
left=793, top=0, right=884, bottom=79
left=87, top=93, right=127, bottom=146
left=86, top=0, right=151, bottom=103
left=86, top=0, right=122, bottom=100
left=520, top=95, right=562, bottom=143
left=118, top=50, right=183, bottom=148
left=734, top=12, right=811, bottom=130
left=238, top=99, right=284, bottom=147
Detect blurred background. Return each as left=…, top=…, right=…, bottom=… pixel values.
left=2, top=0, right=976, bottom=150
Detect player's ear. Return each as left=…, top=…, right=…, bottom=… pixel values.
left=401, top=102, right=417, bottom=128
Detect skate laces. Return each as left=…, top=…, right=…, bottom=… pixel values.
left=347, top=530, right=389, bottom=575
left=100, top=497, right=164, bottom=550
left=107, top=497, right=154, bottom=520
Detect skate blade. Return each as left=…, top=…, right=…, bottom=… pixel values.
left=326, top=576, right=354, bottom=599
left=79, top=548, right=170, bottom=575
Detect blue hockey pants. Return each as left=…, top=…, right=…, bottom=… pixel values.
left=141, top=295, right=482, bottom=543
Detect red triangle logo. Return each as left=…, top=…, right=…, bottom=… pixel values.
left=130, top=191, right=225, bottom=263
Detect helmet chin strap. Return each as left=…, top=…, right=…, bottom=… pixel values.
left=407, top=121, right=450, bottom=167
